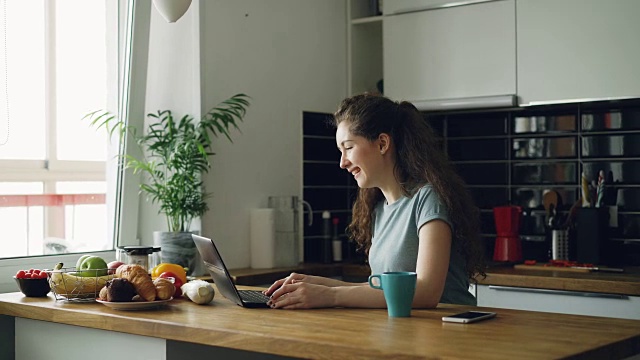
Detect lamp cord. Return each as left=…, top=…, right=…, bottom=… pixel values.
left=0, top=0, right=9, bottom=146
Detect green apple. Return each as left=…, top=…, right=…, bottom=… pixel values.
left=76, top=256, right=108, bottom=277
left=75, top=255, right=92, bottom=270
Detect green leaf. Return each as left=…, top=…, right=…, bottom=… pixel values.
left=82, top=93, right=250, bottom=232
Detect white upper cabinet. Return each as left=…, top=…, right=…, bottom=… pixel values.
left=383, top=0, right=516, bottom=104
left=517, top=0, right=640, bottom=105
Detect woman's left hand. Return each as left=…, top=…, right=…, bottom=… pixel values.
left=267, top=281, right=336, bottom=309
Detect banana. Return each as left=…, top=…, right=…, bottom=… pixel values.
left=48, top=262, right=113, bottom=298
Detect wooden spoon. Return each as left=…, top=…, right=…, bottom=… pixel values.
left=543, top=190, right=559, bottom=217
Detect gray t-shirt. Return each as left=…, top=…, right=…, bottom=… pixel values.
left=368, top=185, right=476, bottom=306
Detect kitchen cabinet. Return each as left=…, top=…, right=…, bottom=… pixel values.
left=517, top=0, right=640, bottom=106
left=383, top=0, right=516, bottom=105
left=348, top=0, right=383, bottom=95
left=477, top=284, right=640, bottom=320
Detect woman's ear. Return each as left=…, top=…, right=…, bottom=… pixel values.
left=378, top=133, right=391, bottom=155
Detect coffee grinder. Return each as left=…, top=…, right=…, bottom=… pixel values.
left=493, top=205, right=523, bottom=262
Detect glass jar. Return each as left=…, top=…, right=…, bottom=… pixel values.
left=151, top=246, right=162, bottom=269
left=122, top=246, right=154, bottom=271
left=116, top=246, right=127, bottom=263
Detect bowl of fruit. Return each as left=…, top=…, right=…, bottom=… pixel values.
left=14, top=269, right=51, bottom=297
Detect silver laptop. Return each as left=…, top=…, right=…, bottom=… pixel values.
left=192, top=234, right=270, bottom=308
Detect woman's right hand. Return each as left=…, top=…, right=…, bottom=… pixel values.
left=263, top=272, right=327, bottom=296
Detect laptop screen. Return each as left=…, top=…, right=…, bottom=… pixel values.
left=192, top=234, right=245, bottom=306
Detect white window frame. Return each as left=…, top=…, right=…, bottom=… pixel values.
left=0, top=0, right=151, bottom=294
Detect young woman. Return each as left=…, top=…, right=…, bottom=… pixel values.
left=264, top=93, right=486, bottom=309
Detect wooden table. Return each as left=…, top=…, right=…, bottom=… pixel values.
left=1, top=289, right=640, bottom=359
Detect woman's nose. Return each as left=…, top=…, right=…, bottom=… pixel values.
left=339, top=154, right=349, bottom=169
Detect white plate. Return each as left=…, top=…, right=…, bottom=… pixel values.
left=96, top=298, right=172, bottom=311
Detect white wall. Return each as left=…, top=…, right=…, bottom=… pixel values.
left=139, top=0, right=347, bottom=269
left=138, top=0, right=201, bottom=248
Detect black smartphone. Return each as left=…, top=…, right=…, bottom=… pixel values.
left=441, top=311, right=496, bottom=323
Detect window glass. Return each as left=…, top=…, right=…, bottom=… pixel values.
left=0, top=1, right=118, bottom=260
left=58, top=181, right=109, bottom=252
left=0, top=182, right=44, bottom=257
left=0, top=182, right=43, bottom=194
left=55, top=0, right=108, bottom=161
left=56, top=181, right=106, bottom=194
left=0, top=0, right=45, bottom=159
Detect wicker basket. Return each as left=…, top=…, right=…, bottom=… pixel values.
left=46, top=267, right=114, bottom=302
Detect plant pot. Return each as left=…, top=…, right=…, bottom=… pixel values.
left=153, top=231, right=198, bottom=276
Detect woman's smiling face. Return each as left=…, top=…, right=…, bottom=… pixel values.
left=336, top=122, right=385, bottom=189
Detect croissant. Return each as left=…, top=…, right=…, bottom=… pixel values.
left=153, top=278, right=176, bottom=300
left=98, top=285, right=108, bottom=301
left=116, top=265, right=157, bottom=301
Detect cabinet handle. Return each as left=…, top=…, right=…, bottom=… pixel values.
left=413, top=95, right=517, bottom=111
left=487, top=286, right=628, bottom=299
left=389, top=0, right=502, bottom=16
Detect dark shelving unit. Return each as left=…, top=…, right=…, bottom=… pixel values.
left=426, top=98, right=640, bottom=265
left=302, top=99, right=640, bottom=266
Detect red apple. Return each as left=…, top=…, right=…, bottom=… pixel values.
left=107, top=261, right=125, bottom=274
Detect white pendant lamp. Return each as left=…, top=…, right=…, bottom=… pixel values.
left=152, top=0, right=192, bottom=23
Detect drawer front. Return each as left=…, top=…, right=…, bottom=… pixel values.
left=477, top=285, right=640, bottom=320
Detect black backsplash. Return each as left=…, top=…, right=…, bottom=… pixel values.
left=428, top=98, right=640, bottom=266
left=302, top=112, right=362, bottom=264
left=302, top=100, right=640, bottom=266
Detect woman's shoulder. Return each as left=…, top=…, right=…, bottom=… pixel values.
left=411, top=184, right=445, bottom=207
left=413, top=184, right=435, bottom=197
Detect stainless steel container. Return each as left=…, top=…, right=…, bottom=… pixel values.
left=551, top=229, right=569, bottom=261
left=267, top=196, right=313, bottom=266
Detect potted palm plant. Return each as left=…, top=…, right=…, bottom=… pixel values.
left=86, top=94, right=250, bottom=274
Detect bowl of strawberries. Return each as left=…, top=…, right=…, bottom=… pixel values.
left=14, top=269, right=50, bottom=297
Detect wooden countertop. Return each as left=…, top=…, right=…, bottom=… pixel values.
left=477, top=265, right=640, bottom=296
left=1, top=291, right=640, bottom=359
left=225, top=263, right=640, bottom=296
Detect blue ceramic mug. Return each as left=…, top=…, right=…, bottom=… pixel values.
left=368, top=271, right=417, bottom=317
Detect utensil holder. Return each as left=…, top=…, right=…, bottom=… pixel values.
left=576, top=207, right=610, bottom=265
left=551, top=229, right=569, bottom=261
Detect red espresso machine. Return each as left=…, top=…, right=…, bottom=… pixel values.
left=493, top=205, right=523, bottom=262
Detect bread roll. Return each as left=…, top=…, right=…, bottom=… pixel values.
left=153, top=278, right=176, bottom=300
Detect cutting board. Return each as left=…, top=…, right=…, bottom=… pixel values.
left=513, top=264, right=591, bottom=273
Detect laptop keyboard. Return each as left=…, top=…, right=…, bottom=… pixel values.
left=239, top=290, right=270, bottom=303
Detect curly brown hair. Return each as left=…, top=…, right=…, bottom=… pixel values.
left=333, top=93, right=486, bottom=281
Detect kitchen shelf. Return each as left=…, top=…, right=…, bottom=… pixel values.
left=611, top=238, right=640, bottom=243
left=426, top=98, right=640, bottom=265
left=303, top=134, right=334, bottom=140
left=580, top=130, right=640, bottom=135
left=579, top=157, right=640, bottom=162
left=303, top=185, right=351, bottom=189
left=303, top=160, right=337, bottom=165
left=348, top=0, right=383, bottom=96
left=351, top=15, right=382, bottom=25
left=467, top=184, right=577, bottom=188
left=511, top=132, right=578, bottom=138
